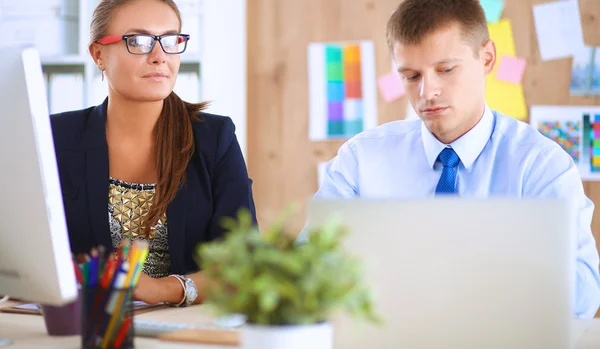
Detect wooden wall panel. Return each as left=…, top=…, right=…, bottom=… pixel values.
left=247, top=0, right=600, bottom=316
left=247, top=0, right=400, bottom=229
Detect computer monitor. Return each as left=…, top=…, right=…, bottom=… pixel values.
left=307, top=197, right=575, bottom=349
left=0, top=46, right=77, bottom=316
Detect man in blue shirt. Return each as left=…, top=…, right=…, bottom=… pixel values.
left=302, top=0, right=600, bottom=318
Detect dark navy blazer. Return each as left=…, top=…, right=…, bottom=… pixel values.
left=50, top=99, right=257, bottom=274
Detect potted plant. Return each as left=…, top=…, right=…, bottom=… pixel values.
left=196, top=208, right=379, bottom=349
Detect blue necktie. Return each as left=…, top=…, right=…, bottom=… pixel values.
left=435, top=147, right=460, bottom=195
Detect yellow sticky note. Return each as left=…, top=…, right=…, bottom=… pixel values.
left=485, top=78, right=528, bottom=120
left=488, top=19, right=516, bottom=56
left=485, top=19, right=528, bottom=120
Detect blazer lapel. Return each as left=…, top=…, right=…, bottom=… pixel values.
left=83, top=100, right=112, bottom=250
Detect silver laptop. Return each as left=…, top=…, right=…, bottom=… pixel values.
left=307, top=198, right=574, bottom=349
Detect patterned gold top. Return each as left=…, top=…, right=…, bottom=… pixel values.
left=108, top=177, right=171, bottom=278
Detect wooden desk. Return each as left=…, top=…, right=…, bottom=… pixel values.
left=0, top=300, right=225, bottom=349
left=1, top=300, right=600, bottom=348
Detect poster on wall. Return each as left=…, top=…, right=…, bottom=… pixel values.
left=530, top=105, right=600, bottom=181
left=308, top=41, right=377, bottom=141
left=570, top=46, right=600, bottom=96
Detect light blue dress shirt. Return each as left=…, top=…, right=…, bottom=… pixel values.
left=307, top=105, right=600, bottom=318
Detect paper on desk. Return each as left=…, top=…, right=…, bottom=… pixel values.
left=480, top=0, right=504, bottom=24
left=533, top=0, right=585, bottom=61
left=377, top=72, right=405, bottom=102
left=133, top=301, right=158, bottom=310
left=486, top=20, right=528, bottom=120
left=14, top=303, right=39, bottom=311
left=496, top=55, right=527, bottom=84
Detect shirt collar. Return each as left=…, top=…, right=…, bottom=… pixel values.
left=421, top=104, right=495, bottom=169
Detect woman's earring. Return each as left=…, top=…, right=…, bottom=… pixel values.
left=98, top=65, right=104, bottom=81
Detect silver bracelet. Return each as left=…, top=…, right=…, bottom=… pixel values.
left=167, top=275, right=186, bottom=307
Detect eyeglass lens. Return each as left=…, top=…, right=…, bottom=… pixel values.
left=126, top=34, right=187, bottom=54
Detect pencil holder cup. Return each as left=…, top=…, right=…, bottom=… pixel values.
left=81, top=287, right=135, bottom=349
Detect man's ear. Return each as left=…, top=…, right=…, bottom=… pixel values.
left=481, top=40, right=497, bottom=76
left=89, top=43, right=103, bottom=67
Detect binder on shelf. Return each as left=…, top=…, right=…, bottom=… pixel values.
left=174, top=72, right=200, bottom=103
left=49, top=73, right=84, bottom=114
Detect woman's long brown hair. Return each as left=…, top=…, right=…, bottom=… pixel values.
left=90, top=0, right=209, bottom=238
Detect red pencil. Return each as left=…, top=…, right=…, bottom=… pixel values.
left=72, top=260, right=84, bottom=285
left=101, top=259, right=118, bottom=289
left=112, top=317, right=132, bottom=348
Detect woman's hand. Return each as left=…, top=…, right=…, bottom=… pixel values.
left=133, top=273, right=167, bottom=305
left=133, top=272, right=205, bottom=305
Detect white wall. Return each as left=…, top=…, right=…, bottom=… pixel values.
left=201, top=0, right=247, bottom=158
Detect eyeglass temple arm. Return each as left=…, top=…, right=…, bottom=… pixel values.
left=97, top=36, right=123, bottom=45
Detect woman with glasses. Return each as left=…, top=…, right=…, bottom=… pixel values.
left=50, top=0, right=256, bottom=306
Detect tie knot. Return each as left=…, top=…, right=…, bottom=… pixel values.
left=438, top=147, right=459, bottom=168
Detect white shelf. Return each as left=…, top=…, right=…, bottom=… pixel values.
left=41, top=55, right=87, bottom=65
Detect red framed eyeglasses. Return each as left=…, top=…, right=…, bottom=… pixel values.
left=96, top=34, right=190, bottom=55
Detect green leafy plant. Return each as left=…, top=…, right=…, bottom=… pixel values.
left=195, top=207, right=379, bottom=326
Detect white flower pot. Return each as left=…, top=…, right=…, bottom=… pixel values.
left=241, top=322, right=333, bottom=349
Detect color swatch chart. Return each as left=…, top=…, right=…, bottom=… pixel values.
left=325, top=44, right=364, bottom=137
left=584, top=113, right=600, bottom=172
left=308, top=40, right=377, bottom=141
left=536, top=120, right=581, bottom=163
left=530, top=105, right=600, bottom=181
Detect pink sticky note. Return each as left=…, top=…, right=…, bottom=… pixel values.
left=496, top=55, right=527, bottom=84
left=377, top=72, right=405, bottom=102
